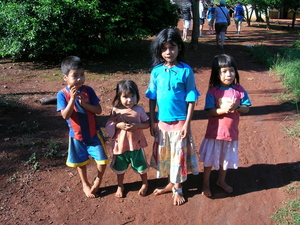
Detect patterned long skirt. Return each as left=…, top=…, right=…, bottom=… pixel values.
left=150, top=121, right=199, bottom=184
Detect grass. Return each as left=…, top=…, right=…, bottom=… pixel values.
left=249, top=41, right=300, bottom=225
left=271, top=183, right=300, bottom=225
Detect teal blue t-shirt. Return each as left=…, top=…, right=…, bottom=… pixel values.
left=145, top=62, right=200, bottom=122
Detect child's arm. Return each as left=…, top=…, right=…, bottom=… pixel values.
left=180, top=102, right=195, bottom=139
left=149, top=99, right=157, bottom=137
left=208, top=103, right=249, bottom=116
left=118, top=120, right=150, bottom=132
left=60, top=86, right=77, bottom=120
left=77, top=92, right=102, bottom=114
left=236, top=105, right=250, bottom=113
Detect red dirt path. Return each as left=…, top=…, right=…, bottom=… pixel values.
left=0, top=21, right=299, bottom=224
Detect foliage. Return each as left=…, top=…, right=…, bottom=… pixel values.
left=292, top=40, right=300, bottom=49
left=44, top=139, right=66, bottom=158
left=271, top=194, right=300, bottom=224
left=24, top=152, right=40, bottom=170
left=0, top=95, right=22, bottom=110
left=272, top=47, right=300, bottom=103
left=246, top=44, right=273, bottom=67
left=7, top=121, right=39, bottom=133
left=0, top=0, right=179, bottom=59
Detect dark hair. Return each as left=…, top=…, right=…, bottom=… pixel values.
left=61, top=56, right=84, bottom=75
left=209, top=54, right=240, bottom=88
left=112, top=79, right=140, bottom=106
left=150, top=28, right=185, bottom=68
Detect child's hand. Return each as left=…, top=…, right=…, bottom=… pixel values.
left=180, top=124, right=189, bottom=139
left=70, top=86, right=79, bottom=100
left=150, top=121, right=157, bottom=137
left=228, top=103, right=239, bottom=113
left=117, top=122, right=132, bottom=131
left=126, top=123, right=138, bottom=131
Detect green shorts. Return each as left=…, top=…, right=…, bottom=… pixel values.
left=111, top=149, right=148, bottom=174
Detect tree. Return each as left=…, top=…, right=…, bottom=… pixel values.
left=0, top=0, right=179, bottom=59
left=190, top=0, right=199, bottom=50
left=281, top=0, right=300, bottom=30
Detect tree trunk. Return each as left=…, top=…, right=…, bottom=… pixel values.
left=245, top=5, right=251, bottom=26
left=190, top=0, right=199, bottom=50
left=291, top=9, right=296, bottom=30
left=264, top=8, right=270, bottom=29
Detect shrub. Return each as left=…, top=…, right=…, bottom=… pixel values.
left=0, top=0, right=179, bottom=59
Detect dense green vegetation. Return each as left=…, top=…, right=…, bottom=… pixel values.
left=0, top=0, right=179, bottom=59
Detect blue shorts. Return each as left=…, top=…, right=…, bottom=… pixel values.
left=66, top=130, right=109, bottom=167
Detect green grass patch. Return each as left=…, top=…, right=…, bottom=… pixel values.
left=271, top=183, right=300, bottom=225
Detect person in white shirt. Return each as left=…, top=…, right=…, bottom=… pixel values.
left=199, top=0, right=206, bottom=37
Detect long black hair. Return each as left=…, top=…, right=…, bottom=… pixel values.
left=112, top=79, right=140, bottom=107
left=150, top=28, right=185, bottom=69
left=209, top=54, right=240, bottom=88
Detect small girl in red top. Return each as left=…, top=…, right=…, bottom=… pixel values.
left=199, top=54, right=251, bottom=197
left=106, top=79, right=150, bottom=198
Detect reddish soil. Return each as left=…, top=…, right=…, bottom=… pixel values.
left=0, top=21, right=300, bottom=225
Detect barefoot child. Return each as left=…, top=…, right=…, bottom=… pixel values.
left=57, top=56, right=108, bottom=198
left=199, top=54, right=251, bottom=197
left=106, top=79, right=149, bottom=198
left=145, top=28, right=200, bottom=206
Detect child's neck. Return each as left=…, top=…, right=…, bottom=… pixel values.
left=164, top=60, right=178, bottom=68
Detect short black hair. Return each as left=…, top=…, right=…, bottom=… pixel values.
left=61, top=56, right=84, bottom=75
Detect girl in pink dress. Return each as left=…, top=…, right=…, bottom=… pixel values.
left=106, top=79, right=149, bottom=198
left=199, top=54, right=251, bottom=197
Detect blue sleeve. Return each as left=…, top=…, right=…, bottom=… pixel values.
left=57, top=90, right=67, bottom=112
left=241, top=90, right=251, bottom=106
left=145, top=70, right=157, bottom=100
left=204, top=93, right=215, bottom=110
left=185, top=66, right=200, bottom=102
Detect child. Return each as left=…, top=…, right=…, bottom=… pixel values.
left=57, top=56, right=108, bottom=198
left=106, top=79, right=149, bottom=198
left=199, top=54, right=251, bottom=197
left=206, top=3, right=215, bottom=35
left=145, top=28, right=200, bottom=206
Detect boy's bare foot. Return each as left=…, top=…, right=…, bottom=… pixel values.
left=153, top=182, right=173, bottom=196
left=115, top=185, right=124, bottom=198
left=83, top=183, right=96, bottom=198
left=172, top=187, right=185, bottom=206
left=138, top=184, right=148, bottom=196
left=90, top=177, right=100, bottom=196
left=216, top=180, right=233, bottom=193
left=201, top=183, right=212, bottom=197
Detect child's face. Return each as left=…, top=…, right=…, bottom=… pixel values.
left=219, top=67, right=235, bottom=87
left=161, top=42, right=179, bottom=66
left=63, top=68, right=85, bottom=89
left=120, top=92, right=137, bottom=109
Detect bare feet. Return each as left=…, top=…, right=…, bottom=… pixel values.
left=115, top=185, right=124, bottom=198
left=216, top=180, right=233, bottom=193
left=201, top=182, right=212, bottom=197
left=172, top=187, right=185, bottom=206
left=138, top=184, right=148, bottom=196
left=153, top=182, right=174, bottom=196
left=83, top=183, right=96, bottom=198
left=90, top=177, right=100, bottom=196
